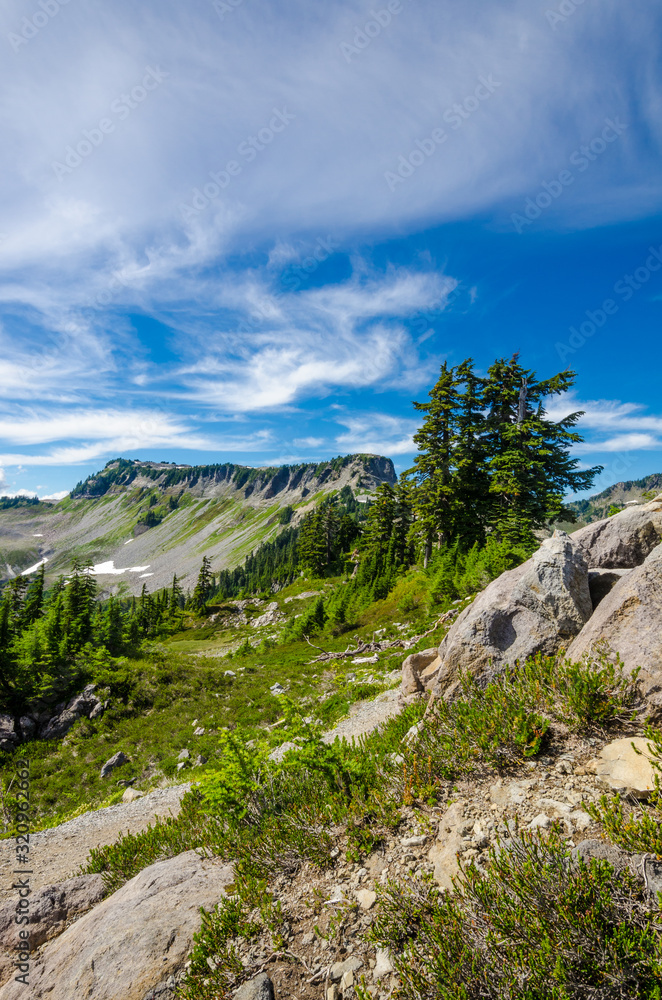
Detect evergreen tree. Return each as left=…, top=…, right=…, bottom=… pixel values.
left=482, top=355, right=601, bottom=544
left=406, top=362, right=464, bottom=565
left=297, top=507, right=328, bottom=578
left=23, top=563, right=45, bottom=625
left=191, top=556, right=214, bottom=611
left=452, top=359, right=490, bottom=544
left=62, top=560, right=97, bottom=653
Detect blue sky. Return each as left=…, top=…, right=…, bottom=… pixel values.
left=0, top=0, right=661, bottom=499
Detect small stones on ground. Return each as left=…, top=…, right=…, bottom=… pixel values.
left=270, top=683, right=286, bottom=695
left=330, top=956, right=364, bottom=982
left=528, top=813, right=551, bottom=830
left=341, top=969, right=355, bottom=990
left=373, top=949, right=394, bottom=981
left=401, top=835, right=427, bottom=847
left=193, top=727, right=205, bottom=736
left=355, top=889, right=377, bottom=911
left=177, top=749, right=190, bottom=761
left=325, top=886, right=346, bottom=905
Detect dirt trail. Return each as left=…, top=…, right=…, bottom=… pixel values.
left=0, top=684, right=405, bottom=901
left=0, top=783, right=190, bottom=903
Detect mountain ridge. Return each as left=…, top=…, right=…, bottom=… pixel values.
left=566, top=471, right=662, bottom=525
left=0, top=454, right=396, bottom=593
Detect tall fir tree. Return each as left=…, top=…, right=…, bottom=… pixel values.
left=406, top=362, right=464, bottom=565
left=191, top=556, right=214, bottom=611
left=482, top=354, right=602, bottom=544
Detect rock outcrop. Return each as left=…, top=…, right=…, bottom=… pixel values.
left=40, top=684, right=104, bottom=741
left=401, top=648, right=439, bottom=696
left=430, top=531, right=592, bottom=699
left=566, top=542, right=662, bottom=714
left=0, top=874, right=105, bottom=987
left=571, top=494, right=662, bottom=569
left=0, top=685, right=104, bottom=749
left=0, top=852, right=234, bottom=1000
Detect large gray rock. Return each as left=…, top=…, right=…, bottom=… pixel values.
left=566, top=542, right=662, bottom=713
left=571, top=839, right=635, bottom=871
left=40, top=684, right=104, bottom=741
left=572, top=495, right=662, bottom=569
left=100, top=750, right=129, bottom=778
left=0, top=851, right=234, bottom=1000
left=432, top=531, right=592, bottom=699
left=0, top=874, right=105, bottom=987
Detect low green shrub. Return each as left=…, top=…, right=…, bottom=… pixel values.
left=359, top=831, right=662, bottom=1000
left=403, top=651, right=640, bottom=797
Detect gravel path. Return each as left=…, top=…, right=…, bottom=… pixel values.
left=1, top=682, right=405, bottom=900
left=0, top=783, right=191, bottom=903
left=322, top=686, right=402, bottom=744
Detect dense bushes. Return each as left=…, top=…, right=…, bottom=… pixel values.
left=361, top=831, right=662, bottom=1000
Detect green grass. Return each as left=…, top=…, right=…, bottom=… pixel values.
left=0, top=586, right=414, bottom=833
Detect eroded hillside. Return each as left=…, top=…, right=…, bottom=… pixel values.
left=0, top=454, right=396, bottom=593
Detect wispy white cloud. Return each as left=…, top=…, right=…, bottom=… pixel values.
left=178, top=268, right=455, bottom=411
left=0, top=409, right=274, bottom=467
left=334, top=411, right=418, bottom=457
left=546, top=396, right=662, bottom=454
left=574, top=433, right=661, bottom=454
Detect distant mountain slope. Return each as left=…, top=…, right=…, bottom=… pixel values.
left=566, top=472, right=662, bottom=526
left=0, top=454, right=396, bottom=594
